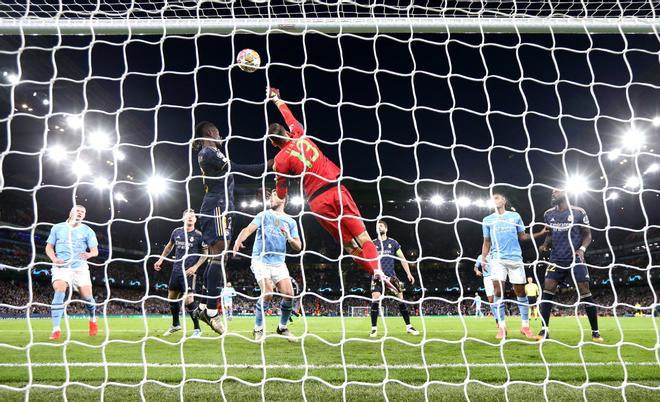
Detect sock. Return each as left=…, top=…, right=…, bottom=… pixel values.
left=581, top=294, right=599, bottom=332
left=255, top=298, right=270, bottom=329
left=206, top=308, right=218, bottom=317
left=399, top=302, right=411, bottom=326
left=352, top=241, right=379, bottom=273
left=489, top=302, right=498, bottom=323
left=540, top=290, right=555, bottom=330
left=83, top=295, right=96, bottom=322
left=517, top=296, right=530, bottom=326
left=205, top=259, right=223, bottom=312
left=279, top=298, right=293, bottom=329
left=51, top=291, right=66, bottom=330
left=169, top=301, right=181, bottom=327
left=370, top=302, right=380, bottom=327
left=493, top=295, right=506, bottom=326
left=185, top=302, right=200, bottom=330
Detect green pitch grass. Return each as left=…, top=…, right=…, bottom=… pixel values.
left=0, top=315, right=658, bottom=401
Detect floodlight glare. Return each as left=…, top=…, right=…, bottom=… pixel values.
left=42, top=99, right=50, bottom=106
left=249, top=199, right=261, bottom=208
left=606, top=191, right=619, bottom=201
left=147, top=176, right=167, bottom=195
left=607, top=148, right=620, bottom=161
left=456, top=196, right=471, bottom=207
left=66, top=115, right=83, bottom=129
left=653, top=116, right=660, bottom=127
left=240, top=201, right=248, bottom=208
left=114, top=150, right=126, bottom=161
left=47, top=145, right=67, bottom=163
left=565, top=175, right=589, bottom=195
left=291, top=196, right=304, bottom=206
left=114, top=192, right=127, bottom=203
left=623, top=128, right=644, bottom=151
left=93, top=177, right=110, bottom=190
left=6, top=73, right=18, bottom=84
left=430, top=195, right=444, bottom=206
left=643, top=163, right=658, bottom=174
left=624, top=176, right=641, bottom=189
left=88, top=130, right=111, bottom=150
left=71, top=160, right=91, bottom=177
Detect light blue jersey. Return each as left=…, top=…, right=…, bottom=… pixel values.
left=475, top=254, right=492, bottom=277
left=46, top=222, right=98, bottom=269
left=482, top=211, right=524, bottom=262
left=222, top=287, right=236, bottom=303
left=251, top=210, right=299, bottom=265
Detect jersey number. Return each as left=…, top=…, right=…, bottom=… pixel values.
left=290, top=138, right=319, bottom=168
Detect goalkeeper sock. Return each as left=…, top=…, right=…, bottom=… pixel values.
left=540, top=290, right=555, bottom=329
left=169, top=301, right=180, bottom=327
left=581, top=294, right=599, bottom=332
left=205, top=259, right=223, bottom=313
left=255, top=298, right=269, bottom=329
left=517, top=296, right=530, bottom=326
left=83, top=295, right=96, bottom=322
left=279, top=298, right=293, bottom=329
left=370, top=302, right=380, bottom=327
left=354, top=241, right=379, bottom=273
left=185, top=302, right=200, bottom=330
left=399, top=302, right=411, bottom=326
left=51, top=291, right=66, bottom=330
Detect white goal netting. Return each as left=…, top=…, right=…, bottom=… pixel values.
left=0, top=0, right=659, bottom=401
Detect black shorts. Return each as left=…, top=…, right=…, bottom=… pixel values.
left=199, top=208, right=232, bottom=246
left=371, top=275, right=403, bottom=296
left=168, top=269, right=204, bottom=295
left=544, top=261, right=590, bottom=284
left=527, top=296, right=538, bottom=305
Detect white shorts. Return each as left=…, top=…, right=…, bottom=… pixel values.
left=490, top=259, right=526, bottom=284
left=51, top=265, right=92, bottom=290
left=483, top=275, right=495, bottom=297
left=250, top=260, right=290, bottom=285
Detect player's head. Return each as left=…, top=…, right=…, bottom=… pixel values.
left=377, top=220, right=388, bottom=235
left=68, top=205, right=86, bottom=223
left=551, top=188, right=567, bottom=206
left=182, top=208, right=196, bottom=225
left=226, top=282, right=232, bottom=288
left=491, top=192, right=510, bottom=210
left=267, top=123, right=290, bottom=148
left=193, top=121, right=221, bottom=150
left=475, top=292, right=479, bottom=297
left=269, top=188, right=286, bottom=209
left=527, top=277, right=533, bottom=284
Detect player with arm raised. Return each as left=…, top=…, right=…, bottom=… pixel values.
left=266, top=87, right=398, bottom=294
left=153, top=209, right=208, bottom=338
left=44, top=205, right=99, bottom=341
left=369, top=220, right=419, bottom=337
left=233, top=189, right=302, bottom=341
left=192, top=122, right=272, bottom=335
left=474, top=253, right=499, bottom=326
left=535, top=189, right=602, bottom=342
left=481, top=192, right=546, bottom=340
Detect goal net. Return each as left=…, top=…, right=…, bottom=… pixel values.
left=0, top=0, right=659, bottom=400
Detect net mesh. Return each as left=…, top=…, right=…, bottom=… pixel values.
left=0, top=0, right=659, bottom=400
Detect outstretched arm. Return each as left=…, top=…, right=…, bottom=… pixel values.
left=232, top=223, right=258, bottom=255
left=268, top=87, right=304, bottom=138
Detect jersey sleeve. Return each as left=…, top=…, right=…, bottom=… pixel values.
left=482, top=219, right=491, bottom=238
left=515, top=213, right=525, bottom=233
left=393, top=240, right=401, bottom=253
left=169, top=229, right=178, bottom=244
left=288, top=218, right=299, bottom=239
left=86, top=226, right=99, bottom=249
left=277, top=102, right=304, bottom=139
left=230, top=161, right=266, bottom=176
left=46, top=226, right=57, bottom=245
left=200, top=147, right=229, bottom=171
left=274, top=156, right=289, bottom=199
left=251, top=211, right=264, bottom=227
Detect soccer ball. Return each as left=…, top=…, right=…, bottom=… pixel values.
left=236, top=48, right=260, bottom=73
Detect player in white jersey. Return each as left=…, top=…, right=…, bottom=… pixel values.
left=45, top=205, right=99, bottom=341
left=221, top=282, right=237, bottom=321
left=233, top=189, right=302, bottom=342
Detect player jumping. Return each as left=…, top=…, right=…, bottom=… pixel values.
left=369, top=220, right=419, bottom=337
left=266, top=87, right=398, bottom=294
left=233, top=189, right=302, bottom=342
left=154, top=209, right=208, bottom=338
left=192, top=121, right=271, bottom=335
left=481, top=192, right=546, bottom=340
left=45, top=205, right=99, bottom=341
left=535, top=189, right=603, bottom=342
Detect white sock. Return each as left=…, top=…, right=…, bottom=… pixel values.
left=371, top=326, right=377, bottom=331
left=206, top=309, right=218, bottom=317
left=255, top=325, right=264, bottom=331
left=406, top=324, right=413, bottom=329
left=521, top=320, right=530, bottom=328
left=499, top=320, right=507, bottom=328
left=90, top=317, right=97, bottom=323
left=53, top=326, right=61, bottom=332
left=278, top=324, right=287, bottom=330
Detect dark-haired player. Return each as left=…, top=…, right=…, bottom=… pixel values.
left=535, top=189, right=603, bottom=342
left=369, top=220, right=419, bottom=337
left=265, top=87, right=397, bottom=293
left=192, top=121, right=272, bottom=334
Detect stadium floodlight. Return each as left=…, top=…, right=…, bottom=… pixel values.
left=607, top=148, right=621, bottom=161
left=456, top=196, right=471, bottom=207
left=291, top=195, right=304, bottom=206
left=606, top=191, right=619, bottom=201
left=472, top=199, right=487, bottom=208
left=42, top=99, right=50, bottom=106
left=643, top=163, right=658, bottom=174
left=66, top=115, right=83, bottom=129
left=88, top=130, right=111, bottom=150
left=5, top=72, right=19, bottom=84
left=565, top=175, right=589, bottom=195
left=622, top=128, right=644, bottom=151
left=114, top=192, right=127, bottom=203
left=113, top=149, right=125, bottom=161
left=147, top=176, right=167, bottom=195
left=93, top=177, right=110, bottom=190
left=430, top=195, right=444, bottom=206
left=653, top=116, right=660, bottom=127
left=47, top=145, right=67, bottom=163
left=249, top=199, right=261, bottom=208
left=71, top=160, right=91, bottom=177
left=624, top=176, right=641, bottom=189
left=240, top=201, right=248, bottom=208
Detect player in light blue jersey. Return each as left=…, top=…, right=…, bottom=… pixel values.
left=481, top=192, right=546, bottom=340
left=471, top=293, right=484, bottom=317
left=44, top=205, right=99, bottom=341
left=474, top=253, right=498, bottom=325
left=221, top=282, right=237, bottom=321
left=233, top=189, right=302, bottom=342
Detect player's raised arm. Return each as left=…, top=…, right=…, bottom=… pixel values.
left=268, top=87, right=304, bottom=138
